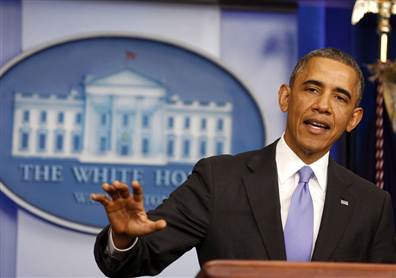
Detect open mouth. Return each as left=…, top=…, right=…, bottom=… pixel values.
left=304, top=119, right=330, bottom=130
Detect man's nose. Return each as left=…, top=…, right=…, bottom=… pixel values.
left=313, top=93, right=331, bottom=114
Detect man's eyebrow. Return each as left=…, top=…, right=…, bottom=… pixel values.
left=302, top=79, right=322, bottom=87
left=334, top=87, right=352, bottom=100
left=302, top=79, right=352, bottom=100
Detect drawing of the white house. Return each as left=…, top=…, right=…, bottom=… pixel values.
left=12, top=69, right=233, bottom=165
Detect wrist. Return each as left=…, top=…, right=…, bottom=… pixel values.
left=111, top=230, right=136, bottom=249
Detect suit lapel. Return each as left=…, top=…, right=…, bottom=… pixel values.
left=242, top=141, right=286, bottom=260
left=312, top=159, right=355, bottom=261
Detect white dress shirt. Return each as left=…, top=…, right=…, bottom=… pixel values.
left=106, top=227, right=138, bottom=259
left=276, top=135, right=328, bottom=255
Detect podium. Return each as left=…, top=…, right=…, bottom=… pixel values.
left=196, top=260, right=396, bottom=278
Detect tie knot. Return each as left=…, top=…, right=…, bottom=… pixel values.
left=298, top=166, right=314, bottom=184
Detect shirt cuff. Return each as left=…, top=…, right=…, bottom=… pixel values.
left=106, top=227, right=138, bottom=260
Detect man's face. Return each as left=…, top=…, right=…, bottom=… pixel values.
left=278, top=57, right=363, bottom=163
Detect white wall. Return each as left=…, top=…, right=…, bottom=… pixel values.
left=22, top=0, right=220, bottom=57
left=221, top=12, right=296, bottom=144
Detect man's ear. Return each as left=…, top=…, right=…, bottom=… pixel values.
left=346, top=107, right=364, bottom=132
left=278, top=84, right=290, bottom=112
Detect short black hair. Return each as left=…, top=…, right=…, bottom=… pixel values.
left=289, top=48, right=364, bottom=104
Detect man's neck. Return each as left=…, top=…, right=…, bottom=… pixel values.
left=283, top=135, right=328, bottom=164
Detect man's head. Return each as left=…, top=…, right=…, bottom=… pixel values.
left=289, top=48, right=365, bottom=104
left=278, top=48, right=364, bottom=163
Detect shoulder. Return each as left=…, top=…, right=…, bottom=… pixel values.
left=191, top=149, right=260, bottom=178
left=203, top=148, right=264, bottom=164
left=330, top=160, right=390, bottom=202
left=194, top=142, right=276, bottom=173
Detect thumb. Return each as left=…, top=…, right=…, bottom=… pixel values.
left=150, top=219, right=167, bottom=231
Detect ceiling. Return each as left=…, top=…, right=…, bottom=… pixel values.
left=127, top=0, right=355, bottom=11
left=128, top=0, right=298, bottom=11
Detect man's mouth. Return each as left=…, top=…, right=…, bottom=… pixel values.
left=303, top=119, right=330, bottom=130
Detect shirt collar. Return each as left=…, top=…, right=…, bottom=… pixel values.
left=275, top=135, right=328, bottom=192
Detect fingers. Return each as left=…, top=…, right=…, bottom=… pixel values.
left=112, top=181, right=131, bottom=198
left=102, top=181, right=130, bottom=200
left=102, top=182, right=120, bottom=200
left=131, top=180, right=144, bottom=203
left=90, top=193, right=111, bottom=206
left=92, top=180, right=143, bottom=204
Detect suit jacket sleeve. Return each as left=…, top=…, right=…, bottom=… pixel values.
left=94, top=158, right=213, bottom=277
left=368, top=191, right=396, bottom=262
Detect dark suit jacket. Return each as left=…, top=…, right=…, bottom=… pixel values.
left=94, top=141, right=396, bottom=277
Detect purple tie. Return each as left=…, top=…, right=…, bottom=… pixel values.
left=284, top=166, right=314, bottom=261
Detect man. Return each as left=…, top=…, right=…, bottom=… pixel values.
left=92, top=48, right=396, bottom=277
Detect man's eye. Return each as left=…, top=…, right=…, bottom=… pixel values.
left=335, top=95, right=347, bottom=103
left=306, top=87, right=318, bottom=93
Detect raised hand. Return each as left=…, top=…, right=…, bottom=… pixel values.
left=91, top=180, right=167, bottom=249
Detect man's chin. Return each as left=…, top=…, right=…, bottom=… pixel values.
left=301, top=143, right=330, bottom=157
left=297, top=138, right=330, bottom=153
